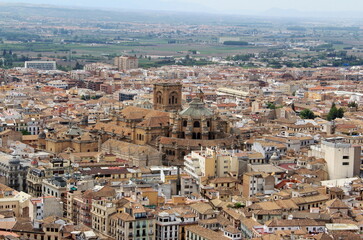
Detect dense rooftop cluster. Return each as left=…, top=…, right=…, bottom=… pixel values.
left=0, top=60, right=363, bottom=240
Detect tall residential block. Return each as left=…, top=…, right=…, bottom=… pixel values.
left=114, top=56, right=138, bottom=71
left=309, top=138, right=361, bottom=180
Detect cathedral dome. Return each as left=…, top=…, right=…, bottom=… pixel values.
left=179, top=98, right=214, bottom=119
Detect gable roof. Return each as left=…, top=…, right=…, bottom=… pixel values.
left=326, top=198, right=349, bottom=209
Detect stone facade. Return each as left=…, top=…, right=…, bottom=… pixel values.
left=153, top=83, right=182, bottom=112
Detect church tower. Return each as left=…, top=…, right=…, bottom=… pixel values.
left=153, top=83, right=182, bottom=112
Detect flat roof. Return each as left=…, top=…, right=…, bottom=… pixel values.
left=326, top=224, right=359, bottom=231
left=250, top=164, right=286, bottom=173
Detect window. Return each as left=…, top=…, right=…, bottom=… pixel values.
left=169, top=92, right=178, bottom=105
left=342, top=162, right=349, bottom=166
left=156, top=91, right=162, bottom=104
left=193, top=121, right=200, bottom=128
left=343, top=156, right=349, bottom=159
left=192, top=132, right=201, bottom=139
left=183, top=120, right=187, bottom=127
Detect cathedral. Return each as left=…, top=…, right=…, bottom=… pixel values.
left=154, top=83, right=237, bottom=165
left=42, top=82, right=239, bottom=166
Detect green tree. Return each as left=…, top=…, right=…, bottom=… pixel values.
left=337, top=108, right=344, bottom=118
left=21, top=130, right=31, bottom=135
left=327, top=103, right=344, bottom=121
left=327, top=103, right=338, bottom=121
left=348, top=102, right=358, bottom=109
left=300, top=109, right=315, bottom=119
left=233, top=202, right=244, bottom=208
left=267, top=102, right=276, bottom=109
left=74, top=61, right=83, bottom=70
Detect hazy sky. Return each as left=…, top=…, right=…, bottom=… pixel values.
left=3, top=0, right=363, bottom=13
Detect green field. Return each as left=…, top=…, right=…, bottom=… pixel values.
left=0, top=41, right=266, bottom=60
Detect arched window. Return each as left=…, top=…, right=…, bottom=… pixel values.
left=207, top=121, right=210, bottom=127
left=156, top=91, right=162, bottom=104
left=193, top=121, right=200, bottom=128
left=197, top=133, right=201, bottom=139
left=169, top=92, right=178, bottom=105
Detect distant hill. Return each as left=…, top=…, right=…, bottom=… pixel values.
left=0, top=1, right=362, bottom=25
left=0, top=2, right=219, bottom=24
left=262, top=8, right=363, bottom=19
left=0, top=2, right=268, bottom=25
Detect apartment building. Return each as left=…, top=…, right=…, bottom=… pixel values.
left=91, top=197, right=118, bottom=235
left=108, top=202, right=156, bottom=240
left=27, top=168, right=46, bottom=197
left=25, top=61, right=56, bottom=70
left=242, top=172, right=275, bottom=198
left=155, top=211, right=180, bottom=240
left=184, top=148, right=258, bottom=186
left=29, top=196, right=63, bottom=229
left=114, top=56, right=139, bottom=71
left=0, top=183, right=31, bottom=217
left=155, top=208, right=197, bottom=240
left=67, top=186, right=115, bottom=227
left=309, top=138, right=361, bottom=179
left=0, top=155, right=28, bottom=192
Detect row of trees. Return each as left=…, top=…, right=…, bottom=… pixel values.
left=298, top=102, right=357, bottom=121
left=1, top=49, right=31, bottom=68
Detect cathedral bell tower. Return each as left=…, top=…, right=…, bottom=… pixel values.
left=153, top=83, right=182, bottom=112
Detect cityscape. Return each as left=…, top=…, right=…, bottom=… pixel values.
left=0, top=1, right=363, bottom=240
